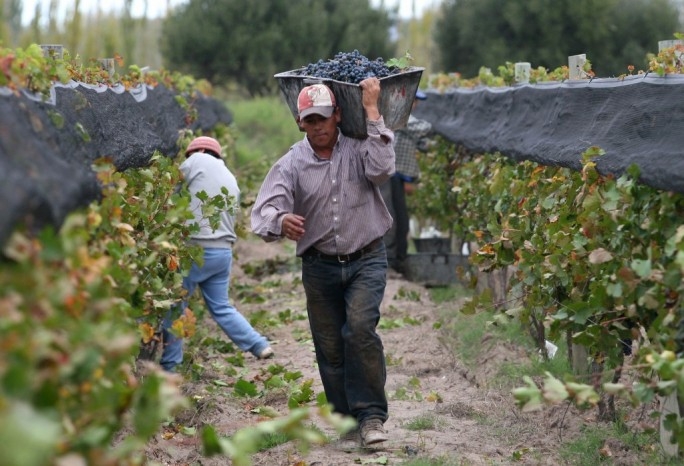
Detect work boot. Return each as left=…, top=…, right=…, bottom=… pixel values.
left=360, top=419, right=388, bottom=447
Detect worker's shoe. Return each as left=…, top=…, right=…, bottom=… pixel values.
left=257, top=346, right=274, bottom=359
left=360, top=419, right=388, bottom=447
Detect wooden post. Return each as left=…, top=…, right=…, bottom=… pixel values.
left=40, top=44, right=64, bottom=60
left=658, top=39, right=684, bottom=67
left=571, top=343, right=589, bottom=375
left=568, top=54, right=587, bottom=80
left=99, top=58, right=115, bottom=77
left=514, top=62, right=531, bottom=84
left=658, top=39, right=684, bottom=51
left=659, top=390, right=681, bottom=457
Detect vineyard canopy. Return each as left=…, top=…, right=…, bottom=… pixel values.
left=414, top=74, right=684, bottom=195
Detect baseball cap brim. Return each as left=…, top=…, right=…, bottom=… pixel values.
left=299, top=106, right=335, bottom=119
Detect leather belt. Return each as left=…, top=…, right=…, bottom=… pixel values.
left=304, top=238, right=383, bottom=263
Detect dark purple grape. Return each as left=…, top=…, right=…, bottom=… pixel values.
left=297, top=50, right=400, bottom=84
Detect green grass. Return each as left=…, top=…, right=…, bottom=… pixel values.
left=401, top=413, right=446, bottom=431
left=256, top=431, right=291, bottom=451
left=438, top=306, right=493, bottom=368
left=430, top=288, right=676, bottom=466
left=559, top=422, right=680, bottom=466
left=223, top=95, right=304, bottom=203
left=228, top=96, right=302, bottom=166
left=428, top=284, right=472, bottom=304
left=434, top=289, right=571, bottom=384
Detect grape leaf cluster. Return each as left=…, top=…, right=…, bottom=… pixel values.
left=297, top=50, right=400, bottom=84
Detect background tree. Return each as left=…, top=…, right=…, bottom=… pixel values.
left=64, top=0, right=82, bottom=56
left=26, top=3, right=43, bottom=45
left=6, top=0, right=21, bottom=44
left=394, top=5, right=440, bottom=78
left=121, top=0, right=135, bottom=67
left=160, top=0, right=396, bottom=96
left=435, top=0, right=682, bottom=78
left=47, top=0, right=60, bottom=41
left=0, top=0, right=8, bottom=44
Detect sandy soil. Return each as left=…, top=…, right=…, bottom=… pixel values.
left=142, top=237, right=659, bottom=466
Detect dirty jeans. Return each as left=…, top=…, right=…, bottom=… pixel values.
left=301, top=242, right=389, bottom=424
left=160, top=247, right=269, bottom=371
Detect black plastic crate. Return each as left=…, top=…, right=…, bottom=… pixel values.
left=412, top=237, right=452, bottom=254
left=404, top=253, right=470, bottom=287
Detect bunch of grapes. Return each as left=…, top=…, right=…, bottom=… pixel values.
left=298, top=50, right=399, bottom=84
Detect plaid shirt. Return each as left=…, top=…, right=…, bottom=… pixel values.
left=393, top=114, right=432, bottom=181
left=251, top=118, right=395, bottom=256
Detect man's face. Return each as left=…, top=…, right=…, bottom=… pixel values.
left=298, top=108, right=341, bottom=150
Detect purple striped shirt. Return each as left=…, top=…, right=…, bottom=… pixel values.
left=251, top=118, right=395, bottom=256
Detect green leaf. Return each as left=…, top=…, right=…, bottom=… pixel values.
left=512, top=376, right=543, bottom=412
left=358, top=456, right=389, bottom=464
left=181, top=426, right=197, bottom=436
left=264, top=375, right=286, bottom=389
left=0, top=402, right=61, bottom=466
left=632, top=383, right=656, bottom=404
left=605, top=282, right=622, bottom=298
left=385, top=51, right=413, bottom=69
left=201, top=425, right=224, bottom=456
left=133, top=375, right=164, bottom=438
left=630, top=258, right=652, bottom=278
left=566, top=382, right=600, bottom=406
left=234, top=379, right=258, bottom=397
left=570, top=306, right=594, bottom=326
left=542, top=372, right=569, bottom=403
left=251, top=406, right=281, bottom=418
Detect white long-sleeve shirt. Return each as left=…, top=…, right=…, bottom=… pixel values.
left=181, top=152, right=238, bottom=249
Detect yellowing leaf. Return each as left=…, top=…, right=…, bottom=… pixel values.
left=167, top=254, right=179, bottom=272
left=87, top=211, right=102, bottom=228
left=139, top=322, right=156, bottom=343
left=115, top=222, right=135, bottom=232
left=603, top=383, right=626, bottom=395
left=588, top=248, right=613, bottom=264
left=566, top=382, right=600, bottom=406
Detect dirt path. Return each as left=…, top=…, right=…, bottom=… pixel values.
left=144, top=237, right=569, bottom=466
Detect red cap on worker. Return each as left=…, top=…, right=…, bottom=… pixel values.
left=297, top=84, right=336, bottom=119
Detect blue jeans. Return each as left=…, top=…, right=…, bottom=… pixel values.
left=160, top=248, right=270, bottom=371
left=301, top=242, right=389, bottom=424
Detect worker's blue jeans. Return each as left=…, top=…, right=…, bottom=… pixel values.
left=301, top=242, right=389, bottom=424
left=160, top=248, right=269, bottom=371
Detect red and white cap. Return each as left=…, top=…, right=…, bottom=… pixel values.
left=297, top=84, right=336, bottom=119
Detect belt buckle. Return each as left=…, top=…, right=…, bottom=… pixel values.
left=337, top=254, right=349, bottom=264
